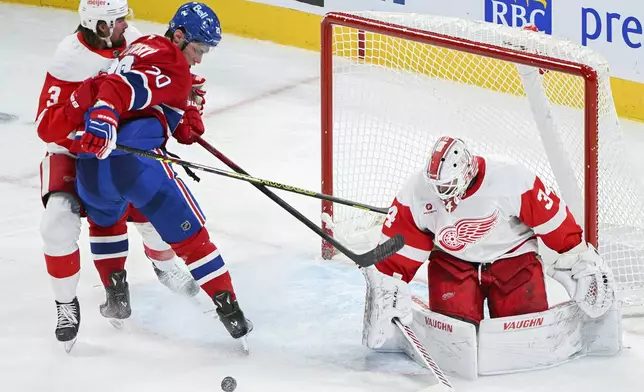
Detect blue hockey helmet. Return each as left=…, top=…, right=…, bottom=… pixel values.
left=169, top=2, right=222, bottom=47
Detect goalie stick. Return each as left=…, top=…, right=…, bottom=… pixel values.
left=115, top=143, right=403, bottom=268
left=394, top=319, right=455, bottom=392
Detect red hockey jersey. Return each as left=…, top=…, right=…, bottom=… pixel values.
left=376, top=155, right=584, bottom=282
left=93, top=34, right=192, bottom=138
left=35, top=27, right=141, bottom=155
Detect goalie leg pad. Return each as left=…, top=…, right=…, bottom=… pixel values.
left=409, top=296, right=479, bottom=380
left=362, top=265, right=413, bottom=350
left=478, top=301, right=585, bottom=375
left=582, top=301, right=622, bottom=356
left=428, top=251, right=484, bottom=324
left=478, top=300, right=622, bottom=375
left=486, top=252, right=548, bottom=318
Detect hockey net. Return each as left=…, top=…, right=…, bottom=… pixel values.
left=320, top=12, right=644, bottom=315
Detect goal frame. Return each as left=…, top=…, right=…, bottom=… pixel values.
left=320, top=12, right=599, bottom=259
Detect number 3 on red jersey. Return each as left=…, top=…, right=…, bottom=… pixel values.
left=384, top=205, right=398, bottom=228
left=537, top=183, right=554, bottom=210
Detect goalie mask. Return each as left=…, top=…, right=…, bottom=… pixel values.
left=424, top=136, right=478, bottom=211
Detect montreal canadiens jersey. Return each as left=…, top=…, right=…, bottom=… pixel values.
left=376, top=155, right=583, bottom=282
left=36, top=26, right=142, bottom=155
left=90, top=34, right=192, bottom=142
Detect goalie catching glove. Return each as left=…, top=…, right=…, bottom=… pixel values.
left=547, top=242, right=615, bottom=318
left=362, top=265, right=413, bottom=349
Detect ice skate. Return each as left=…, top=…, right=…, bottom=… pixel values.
left=99, top=270, right=131, bottom=329
left=213, top=291, right=253, bottom=354
left=152, top=262, right=200, bottom=297
left=55, top=297, right=80, bottom=353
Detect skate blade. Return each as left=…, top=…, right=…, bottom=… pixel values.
left=63, top=338, right=77, bottom=353
left=108, top=318, right=127, bottom=330
left=239, top=336, right=250, bottom=355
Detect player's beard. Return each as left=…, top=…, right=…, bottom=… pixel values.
left=111, top=33, right=126, bottom=47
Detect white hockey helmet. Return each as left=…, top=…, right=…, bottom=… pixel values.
left=78, top=0, right=130, bottom=35
left=424, top=136, right=478, bottom=209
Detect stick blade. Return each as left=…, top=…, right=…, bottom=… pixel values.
left=394, top=319, right=456, bottom=392
left=352, top=234, right=405, bottom=267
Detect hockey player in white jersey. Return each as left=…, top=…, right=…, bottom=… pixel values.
left=35, top=0, right=202, bottom=351
left=362, top=136, right=619, bottom=376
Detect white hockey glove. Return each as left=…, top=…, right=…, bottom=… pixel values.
left=362, top=265, right=413, bottom=349
left=547, top=242, right=615, bottom=319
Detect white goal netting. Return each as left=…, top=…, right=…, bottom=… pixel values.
left=322, top=12, right=644, bottom=313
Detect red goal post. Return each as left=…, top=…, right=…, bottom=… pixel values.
left=319, top=11, right=644, bottom=313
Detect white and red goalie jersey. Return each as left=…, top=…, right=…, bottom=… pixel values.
left=376, top=155, right=584, bottom=282
left=35, top=27, right=141, bottom=155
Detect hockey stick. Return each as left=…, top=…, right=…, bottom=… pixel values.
left=115, top=143, right=403, bottom=268
left=394, top=319, right=455, bottom=392
left=192, top=137, right=404, bottom=268
left=116, top=144, right=387, bottom=214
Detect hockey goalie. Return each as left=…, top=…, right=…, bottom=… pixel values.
left=362, top=136, right=622, bottom=379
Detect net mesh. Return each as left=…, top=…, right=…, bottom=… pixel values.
left=324, top=12, right=644, bottom=312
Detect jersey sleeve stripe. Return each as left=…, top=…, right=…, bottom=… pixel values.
left=35, top=108, right=48, bottom=127
left=116, top=73, right=136, bottom=111
left=120, top=70, right=152, bottom=110
left=531, top=200, right=568, bottom=235
left=160, top=104, right=185, bottom=133
left=380, top=233, right=431, bottom=263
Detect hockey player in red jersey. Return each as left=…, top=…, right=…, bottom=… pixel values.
left=362, top=136, right=615, bottom=351
left=68, top=2, right=252, bottom=343
left=35, top=0, right=199, bottom=351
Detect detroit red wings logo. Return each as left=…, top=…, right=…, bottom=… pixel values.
left=437, top=210, right=500, bottom=251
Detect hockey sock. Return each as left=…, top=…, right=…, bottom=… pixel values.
left=45, top=249, right=81, bottom=303
left=171, top=228, right=235, bottom=299
left=89, top=216, right=128, bottom=287
left=133, top=221, right=177, bottom=272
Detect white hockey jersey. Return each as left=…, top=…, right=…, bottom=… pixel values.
left=376, top=155, right=583, bottom=282
left=36, top=26, right=142, bottom=155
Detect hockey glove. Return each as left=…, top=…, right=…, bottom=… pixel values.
left=362, top=265, right=413, bottom=350
left=190, top=74, right=207, bottom=114
left=173, top=103, right=205, bottom=145
left=80, top=102, right=118, bottom=159
left=547, top=242, right=615, bottom=318
left=64, top=74, right=106, bottom=126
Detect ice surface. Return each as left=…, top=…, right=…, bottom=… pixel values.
left=1, top=4, right=644, bottom=392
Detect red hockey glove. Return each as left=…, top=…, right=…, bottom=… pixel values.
left=173, top=103, right=205, bottom=145
left=189, top=74, right=207, bottom=114
left=64, top=74, right=106, bottom=126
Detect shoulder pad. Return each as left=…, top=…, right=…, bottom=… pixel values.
left=48, top=33, right=119, bottom=82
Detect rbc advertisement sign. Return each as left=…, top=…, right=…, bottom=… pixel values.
left=485, top=0, right=552, bottom=34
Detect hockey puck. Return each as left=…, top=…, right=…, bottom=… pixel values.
left=221, top=376, right=237, bottom=392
